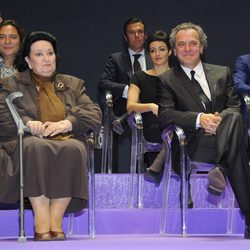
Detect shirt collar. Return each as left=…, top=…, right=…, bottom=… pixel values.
left=181, top=61, right=203, bottom=79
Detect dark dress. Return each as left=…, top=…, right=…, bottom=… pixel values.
left=130, top=71, right=162, bottom=166
left=0, top=70, right=102, bottom=212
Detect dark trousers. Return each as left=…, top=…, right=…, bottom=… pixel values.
left=216, top=112, right=250, bottom=216
left=172, top=112, right=250, bottom=216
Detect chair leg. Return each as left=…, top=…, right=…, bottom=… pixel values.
left=159, top=148, right=172, bottom=235
left=129, top=125, right=138, bottom=208
left=87, top=132, right=95, bottom=239
left=226, top=184, right=235, bottom=235
left=67, top=213, right=74, bottom=236
left=137, top=127, right=144, bottom=209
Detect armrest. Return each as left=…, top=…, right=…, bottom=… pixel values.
left=104, top=90, right=113, bottom=109
left=127, top=112, right=143, bottom=130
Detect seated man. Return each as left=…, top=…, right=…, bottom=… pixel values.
left=98, top=17, right=152, bottom=172
left=157, top=22, right=250, bottom=239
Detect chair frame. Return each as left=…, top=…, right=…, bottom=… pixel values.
left=101, top=90, right=113, bottom=173
left=127, top=112, right=162, bottom=208
left=160, top=125, right=235, bottom=237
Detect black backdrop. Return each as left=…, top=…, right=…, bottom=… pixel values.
left=2, top=0, right=250, bottom=101
left=1, top=0, right=250, bottom=171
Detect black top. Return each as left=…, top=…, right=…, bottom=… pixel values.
left=130, top=71, right=162, bottom=143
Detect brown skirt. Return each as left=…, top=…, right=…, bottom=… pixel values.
left=0, top=136, right=88, bottom=213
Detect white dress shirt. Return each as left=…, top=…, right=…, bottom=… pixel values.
left=181, top=61, right=211, bottom=128
left=122, top=48, right=146, bottom=98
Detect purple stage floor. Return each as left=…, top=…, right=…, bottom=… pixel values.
left=0, top=174, right=247, bottom=249
left=0, top=235, right=250, bottom=250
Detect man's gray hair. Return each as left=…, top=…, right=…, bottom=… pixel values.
left=170, top=22, right=207, bottom=49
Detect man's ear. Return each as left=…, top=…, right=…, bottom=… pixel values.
left=200, top=46, right=204, bottom=55
left=123, top=34, right=128, bottom=42
left=173, top=48, right=177, bottom=56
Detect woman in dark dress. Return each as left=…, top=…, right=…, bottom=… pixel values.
left=0, top=31, right=102, bottom=241
left=127, top=31, right=171, bottom=181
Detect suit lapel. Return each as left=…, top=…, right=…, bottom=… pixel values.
left=203, top=63, right=216, bottom=111
left=122, top=52, right=133, bottom=79
left=176, top=67, right=206, bottom=111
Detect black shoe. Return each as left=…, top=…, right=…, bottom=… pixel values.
left=245, top=225, right=250, bottom=239
left=144, top=169, right=162, bottom=184
left=207, top=167, right=226, bottom=196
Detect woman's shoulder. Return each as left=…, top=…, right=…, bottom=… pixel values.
left=56, top=73, right=85, bottom=91
left=132, top=70, right=157, bottom=81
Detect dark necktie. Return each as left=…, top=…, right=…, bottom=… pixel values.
left=190, top=70, right=211, bottom=112
left=133, top=54, right=142, bottom=73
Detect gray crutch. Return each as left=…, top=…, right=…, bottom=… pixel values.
left=5, top=92, right=30, bottom=242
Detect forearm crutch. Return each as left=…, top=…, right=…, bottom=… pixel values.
left=5, top=92, right=30, bottom=242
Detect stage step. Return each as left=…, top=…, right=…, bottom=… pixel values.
left=0, top=174, right=244, bottom=237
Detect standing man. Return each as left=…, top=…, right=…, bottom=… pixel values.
left=158, top=22, right=250, bottom=239
left=98, top=17, right=152, bottom=172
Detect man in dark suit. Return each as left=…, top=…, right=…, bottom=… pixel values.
left=98, top=17, right=152, bottom=172
left=98, top=17, right=152, bottom=116
left=158, top=22, right=250, bottom=239
left=233, top=54, right=250, bottom=124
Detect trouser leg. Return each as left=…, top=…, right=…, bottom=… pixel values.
left=216, top=112, right=250, bottom=215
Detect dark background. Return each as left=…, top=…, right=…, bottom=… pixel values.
left=2, top=0, right=250, bottom=101
left=1, top=0, right=250, bottom=171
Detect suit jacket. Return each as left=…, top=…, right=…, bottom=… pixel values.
left=234, top=54, right=250, bottom=95
left=98, top=50, right=153, bottom=116
left=158, top=63, right=241, bottom=163
left=233, top=54, right=250, bottom=121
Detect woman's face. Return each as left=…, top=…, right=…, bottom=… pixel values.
left=0, top=25, right=20, bottom=60
left=149, top=41, right=171, bottom=67
left=25, top=40, right=56, bottom=77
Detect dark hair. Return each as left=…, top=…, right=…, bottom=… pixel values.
left=123, top=17, right=146, bottom=38
left=0, top=19, right=26, bottom=46
left=15, top=31, right=57, bottom=72
left=146, top=30, right=171, bottom=52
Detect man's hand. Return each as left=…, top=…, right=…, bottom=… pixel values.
left=200, top=112, right=222, bottom=135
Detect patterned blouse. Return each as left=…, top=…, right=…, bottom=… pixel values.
left=0, top=57, right=17, bottom=78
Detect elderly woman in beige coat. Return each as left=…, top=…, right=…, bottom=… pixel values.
left=0, top=31, right=102, bottom=241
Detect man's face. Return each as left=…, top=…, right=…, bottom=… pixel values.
left=173, top=29, right=203, bottom=69
left=124, top=22, right=146, bottom=52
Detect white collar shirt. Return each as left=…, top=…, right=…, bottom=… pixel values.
left=128, top=48, right=146, bottom=73
left=181, top=61, right=211, bottom=100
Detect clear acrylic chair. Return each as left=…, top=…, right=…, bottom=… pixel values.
left=159, top=125, right=235, bottom=237
left=67, top=131, right=96, bottom=239
left=127, top=112, right=162, bottom=208
left=101, top=90, right=114, bottom=173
